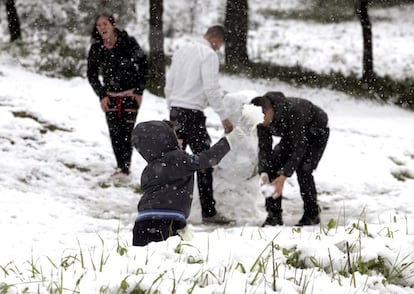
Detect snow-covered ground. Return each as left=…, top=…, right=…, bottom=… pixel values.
left=1, top=55, right=414, bottom=292
left=1, top=1, right=414, bottom=293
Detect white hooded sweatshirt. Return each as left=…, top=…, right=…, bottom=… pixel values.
left=165, top=38, right=228, bottom=121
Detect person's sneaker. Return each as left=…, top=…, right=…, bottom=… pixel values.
left=262, top=215, right=283, bottom=227
left=295, top=214, right=320, bottom=226
left=111, top=168, right=128, bottom=176
left=202, top=212, right=234, bottom=225
left=111, top=168, right=131, bottom=184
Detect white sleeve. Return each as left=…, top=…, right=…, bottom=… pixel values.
left=201, top=53, right=228, bottom=121
left=165, top=65, right=173, bottom=100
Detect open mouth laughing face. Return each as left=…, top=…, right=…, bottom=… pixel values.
left=96, top=16, right=115, bottom=40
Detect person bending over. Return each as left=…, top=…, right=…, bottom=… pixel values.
left=251, top=92, right=329, bottom=226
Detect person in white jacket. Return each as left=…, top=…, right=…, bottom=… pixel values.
left=165, top=25, right=234, bottom=225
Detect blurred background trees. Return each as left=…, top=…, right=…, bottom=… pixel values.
left=1, top=0, right=413, bottom=108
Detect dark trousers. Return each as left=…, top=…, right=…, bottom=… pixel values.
left=170, top=107, right=216, bottom=218
left=133, top=219, right=185, bottom=246
left=266, top=128, right=330, bottom=217
left=106, top=97, right=138, bottom=173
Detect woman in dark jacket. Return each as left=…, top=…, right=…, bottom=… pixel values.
left=87, top=14, right=148, bottom=179
left=131, top=121, right=231, bottom=246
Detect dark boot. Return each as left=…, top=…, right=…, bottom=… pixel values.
left=262, top=196, right=283, bottom=226
left=295, top=213, right=320, bottom=226
left=202, top=211, right=234, bottom=225
left=262, top=212, right=283, bottom=226
left=197, top=168, right=217, bottom=218
left=296, top=162, right=320, bottom=226
left=295, top=206, right=320, bottom=226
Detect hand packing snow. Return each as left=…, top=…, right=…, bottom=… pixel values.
left=259, top=173, right=280, bottom=198
left=260, top=184, right=276, bottom=198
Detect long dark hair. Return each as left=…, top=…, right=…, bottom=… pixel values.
left=90, top=13, right=116, bottom=42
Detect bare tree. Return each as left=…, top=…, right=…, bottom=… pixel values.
left=147, top=0, right=166, bottom=96
left=355, top=0, right=374, bottom=86
left=224, top=0, right=249, bottom=69
left=5, top=0, right=21, bottom=42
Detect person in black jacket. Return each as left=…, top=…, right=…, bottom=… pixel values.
left=251, top=92, right=329, bottom=226
left=131, top=120, right=232, bottom=246
left=87, top=14, right=148, bottom=179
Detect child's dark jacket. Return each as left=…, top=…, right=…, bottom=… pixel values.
left=132, top=121, right=230, bottom=224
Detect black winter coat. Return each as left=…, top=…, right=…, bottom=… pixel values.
left=257, top=92, right=329, bottom=177
left=132, top=121, right=230, bottom=220
left=87, top=29, right=148, bottom=99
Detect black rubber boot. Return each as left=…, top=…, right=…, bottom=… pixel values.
left=295, top=214, right=320, bottom=226
left=262, top=196, right=283, bottom=226
left=295, top=206, right=321, bottom=226
left=262, top=213, right=283, bottom=226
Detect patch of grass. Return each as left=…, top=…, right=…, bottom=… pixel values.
left=222, top=62, right=414, bottom=111
left=175, top=243, right=204, bottom=264
left=1, top=222, right=413, bottom=293
left=98, top=182, right=111, bottom=189
left=130, top=184, right=143, bottom=194
left=63, top=163, right=91, bottom=173
left=354, top=256, right=387, bottom=276
left=259, top=6, right=356, bottom=24
left=389, top=156, right=405, bottom=166
left=42, top=124, right=70, bottom=133
left=0, top=282, right=14, bottom=293
left=282, top=246, right=306, bottom=269
left=384, top=252, right=414, bottom=286
left=0, top=40, right=31, bottom=59
left=258, top=0, right=355, bottom=24
left=258, top=0, right=411, bottom=24
left=12, top=111, right=41, bottom=120
left=391, top=170, right=414, bottom=182
left=347, top=253, right=413, bottom=287
left=0, top=136, right=15, bottom=145
left=372, top=0, right=414, bottom=8
left=12, top=111, right=72, bottom=133
left=321, top=218, right=337, bottom=235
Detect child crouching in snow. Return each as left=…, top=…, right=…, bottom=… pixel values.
left=131, top=120, right=232, bottom=246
